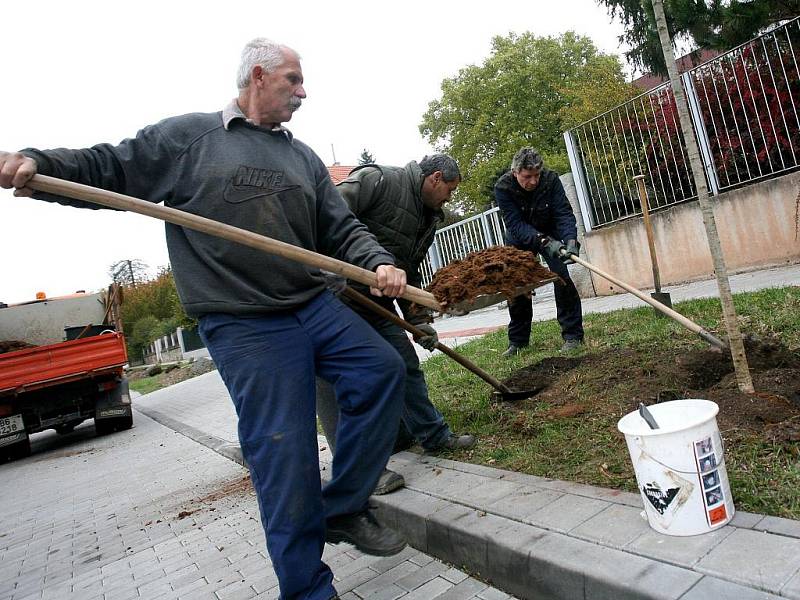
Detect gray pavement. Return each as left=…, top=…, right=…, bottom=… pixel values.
left=3, top=263, right=799, bottom=600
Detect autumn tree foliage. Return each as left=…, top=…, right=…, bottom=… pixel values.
left=419, top=31, right=637, bottom=213
left=599, top=0, right=800, bottom=76
left=118, top=267, right=192, bottom=360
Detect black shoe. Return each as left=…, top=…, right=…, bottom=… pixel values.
left=424, top=433, right=477, bottom=455
left=325, top=509, right=406, bottom=556
left=373, top=469, right=405, bottom=495
left=502, top=344, right=527, bottom=358
left=560, top=339, right=583, bottom=352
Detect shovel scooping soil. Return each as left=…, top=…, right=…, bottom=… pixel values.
left=426, top=246, right=561, bottom=311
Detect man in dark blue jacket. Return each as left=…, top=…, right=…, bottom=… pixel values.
left=494, top=147, right=584, bottom=356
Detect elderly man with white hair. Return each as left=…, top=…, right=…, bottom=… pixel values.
left=0, top=37, right=408, bottom=600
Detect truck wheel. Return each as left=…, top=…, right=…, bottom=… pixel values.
left=95, top=414, right=133, bottom=435
left=115, top=414, right=133, bottom=431
left=95, top=418, right=113, bottom=436
left=55, top=421, right=81, bottom=435
left=0, top=438, right=31, bottom=462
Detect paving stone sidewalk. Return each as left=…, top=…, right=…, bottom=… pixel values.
left=0, top=407, right=512, bottom=600
left=134, top=370, right=800, bottom=600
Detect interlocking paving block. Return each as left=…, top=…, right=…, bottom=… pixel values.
left=435, top=576, right=488, bottom=599
left=524, top=491, right=609, bottom=533
left=425, top=504, right=475, bottom=565
left=486, top=484, right=563, bottom=522
left=527, top=531, right=702, bottom=600
left=782, top=567, right=800, bottom=600
left=730, top=511, right=765, bottom=530
left=756, top=516, right=800, bottom=539
left=485, top=521, right=547, bottom=599
left=679, top=576, right=785, bottom=599
left=571, top=503, right=653, bottom=549
left=626, top=525, right=734, bottom=569
left=394, top=559, right=448, bottom=591
left=399, top=576, right=454, bottom=600
left=695, top=528, right=800, bottom=593
left=373, top=488, right=450, bottom=553
left=530, top=479, right=642, bottom=507
left=352, top=561, right=420, bottom=597
left=456, top=479, right=523, bottom=508
left=408, top=466, right=490, bottom=500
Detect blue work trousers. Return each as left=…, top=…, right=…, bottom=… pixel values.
left=317, top=304, right=450, bottom=452
left=507, top=254, right=584, bottom=346
left=198, top=291, right=405, bottom=600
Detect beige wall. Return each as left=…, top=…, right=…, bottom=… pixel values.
left=581, top=171, right=800, bottom=296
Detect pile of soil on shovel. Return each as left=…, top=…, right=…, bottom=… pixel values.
left=427, top=246, right=559, bottom=307
left=499, top=336, right=800, bottom=443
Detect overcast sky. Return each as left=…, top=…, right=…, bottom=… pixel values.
left=1, top=0, right=629, bottom=305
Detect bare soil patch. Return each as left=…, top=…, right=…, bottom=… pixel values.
left=501, top=337, right=800, bottom=443
left=427, top=246, right=559, bottom=307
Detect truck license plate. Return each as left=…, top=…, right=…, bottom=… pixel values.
left=0, top=414, right=24, bottom=436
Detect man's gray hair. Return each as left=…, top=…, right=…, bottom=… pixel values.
left=419, top=154, right=461, bottom=182
left=236, top=38, right=298, bottom=89
left=511, top=147, right=544, bottom=172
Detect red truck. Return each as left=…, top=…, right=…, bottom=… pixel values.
left=0, top=286, right=132, bottom=461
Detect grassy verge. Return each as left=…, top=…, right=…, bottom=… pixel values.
left=423, top=286, right=800, bottom=519
left=128, top=376, right=167, bottom=396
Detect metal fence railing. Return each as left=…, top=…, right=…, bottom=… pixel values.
left=419, top=207, right=506, bottom=287
left=565, top=17, right=800, bottom=230
left=684, top=18, right=800, bottom=192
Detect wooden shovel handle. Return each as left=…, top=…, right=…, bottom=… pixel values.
left=27, top=174, right=443, bottom=312
left=566, top=253, right=728, bottom=350
left=341, top=286, right=512, bottom=394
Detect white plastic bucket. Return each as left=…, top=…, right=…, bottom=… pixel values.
left=617, top=399, right=734, bottom=536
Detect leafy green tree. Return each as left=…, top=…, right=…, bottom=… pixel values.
left=599, top=0, right=799, bottom=76
left=419, top=31, right=636, bottom=212
left=358, top=148, right=376, bottom=165
left=119, top=267, right=193, bottom=359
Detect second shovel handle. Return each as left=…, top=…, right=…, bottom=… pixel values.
left=27, top=174, right=442, bottom=311
left=341, top=286, right=512, bottom=394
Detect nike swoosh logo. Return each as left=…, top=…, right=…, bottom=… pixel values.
left=223, top=181, right=301, bottom=204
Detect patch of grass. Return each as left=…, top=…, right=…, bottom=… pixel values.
left=423, top=285, right=800, bottom=519
left=128, top=376, right=166, bottom=395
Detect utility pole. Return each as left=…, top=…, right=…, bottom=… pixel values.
left=127, top=259, right=136, bottom=288
left=651, top=0, right=753, bottom=393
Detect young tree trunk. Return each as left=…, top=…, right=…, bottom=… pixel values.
left=651, top=0, right=754, bottom=393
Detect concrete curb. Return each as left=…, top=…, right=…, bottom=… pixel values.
left=136, top=407, right=800, bottom=600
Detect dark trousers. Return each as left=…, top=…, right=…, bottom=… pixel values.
left=507, top=253, right=584, bottom=347
left=198, top=291, right=405, bottom=600
left=316, top=304, right=451, bottom=453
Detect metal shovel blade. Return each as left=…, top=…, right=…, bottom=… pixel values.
left=447, top=278, right=559, bottom=314
left=490, top=386, right=544, bottom=403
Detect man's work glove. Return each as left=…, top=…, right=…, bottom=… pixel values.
left=320, top=270, right=347, bottom=296
left=561, top=239, right=580, bottom=265
left=539, top=236, right=566, bottom=263
left=413, top=323, right=439, bottom=351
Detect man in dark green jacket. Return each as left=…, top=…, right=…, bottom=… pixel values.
left=317, top=155, right=476, bottom=495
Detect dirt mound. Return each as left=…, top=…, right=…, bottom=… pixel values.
left=426, top=246, right=559, bottom=307
left=0, top=340, right=36, bottom=354
left=501, top=339, right=800, bottom=443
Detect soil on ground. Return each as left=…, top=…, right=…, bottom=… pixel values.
left=500, top=336, right=800, bottom=443
left=427, top=246, right=559, bottom=307
left=127, top=358, right=217, bottom=388
left=0, top=340, right=36, bottom=354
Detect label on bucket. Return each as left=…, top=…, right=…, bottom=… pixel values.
left=694, top=435, right=728, bottom=526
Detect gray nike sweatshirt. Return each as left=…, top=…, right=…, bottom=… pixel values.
left=22, top=110, right=394, bottom=317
